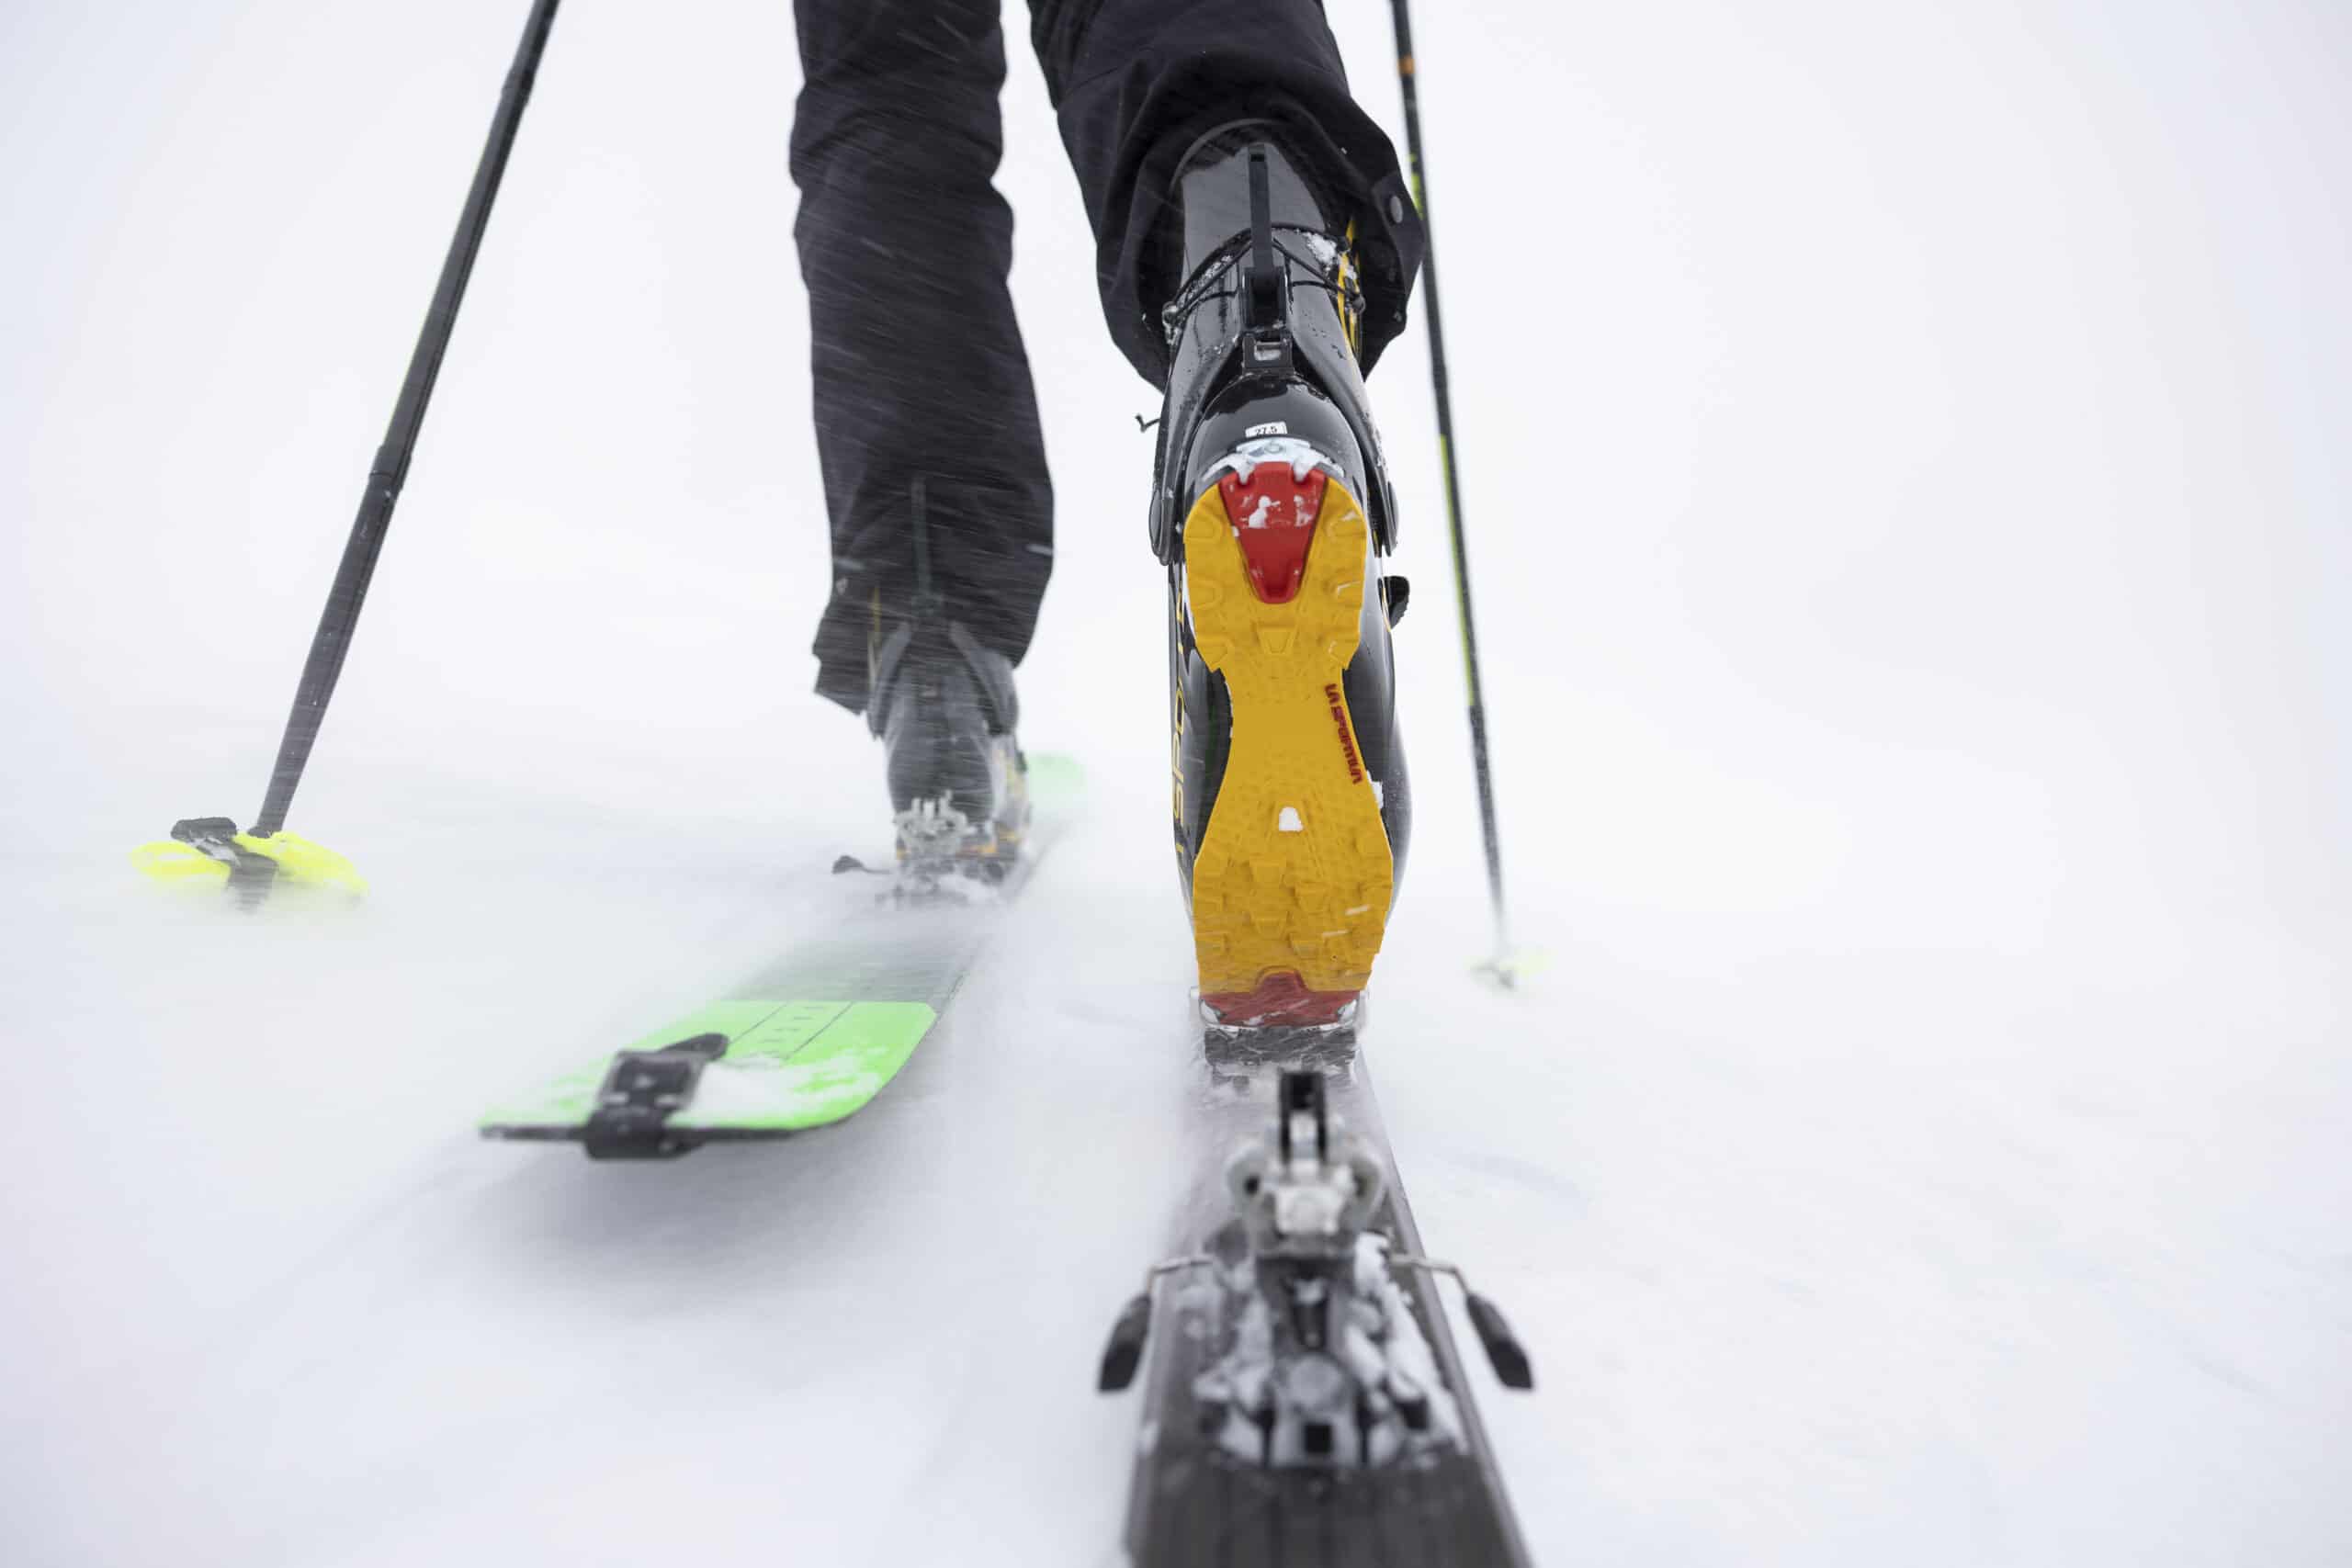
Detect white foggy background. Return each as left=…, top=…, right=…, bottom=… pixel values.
left=4, top=1, right=2347, bottom=1564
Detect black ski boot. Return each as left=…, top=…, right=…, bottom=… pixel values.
left=867, top=617, right=1030, bottom=889
left=1154, top=132, right=1412, bottom=1028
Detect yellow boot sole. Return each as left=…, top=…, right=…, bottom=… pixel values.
left=1182, top=466, right=1394, bottom=1023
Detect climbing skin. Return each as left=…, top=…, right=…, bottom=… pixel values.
left=1183, top=457, right=1393, bottom=1025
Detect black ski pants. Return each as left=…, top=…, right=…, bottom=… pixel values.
left=793, top=0, right=1423, bottom=713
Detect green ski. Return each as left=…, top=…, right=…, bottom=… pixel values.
left=481, top=757, right=1079, bottom=1158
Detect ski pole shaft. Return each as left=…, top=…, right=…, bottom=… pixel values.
left=1388, top=0, right=1512, bottom=964
left=251, top=0, right=561, bottom=837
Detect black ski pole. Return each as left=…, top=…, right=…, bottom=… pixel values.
left=255, top=0, right=560, bottom=840
left=1388, top=0, right=1515, bottom=979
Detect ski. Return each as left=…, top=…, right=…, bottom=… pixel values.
left=1098, top=1018, right=1534, bottom=1564
left=479, top=756, right=1077, bottom=1158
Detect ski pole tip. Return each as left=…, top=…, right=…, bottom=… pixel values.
left=132, top=818, right=367, bottom=906
left=1472, top=947, right=1545, bottom=990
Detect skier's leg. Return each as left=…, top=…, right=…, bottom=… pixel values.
left=1025, top=0, right=1424, bottom=387
left=793, top=0, right=1053, bottom=712
left=793, top=0, right=1049, bottom=877
left=1028, top=0, right=1429, bottom=1025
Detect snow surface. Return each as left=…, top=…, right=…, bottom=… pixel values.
left=5, top=1, right=2349, bottom=1564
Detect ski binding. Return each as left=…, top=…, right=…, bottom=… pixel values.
left=1098, top=1069, right=1532, bottom=1469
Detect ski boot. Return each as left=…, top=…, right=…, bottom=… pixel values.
left=1155, top=132, right=1411, bottom=1032
left=867, top=616, right=1030, bottom=895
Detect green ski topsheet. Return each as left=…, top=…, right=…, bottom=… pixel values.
left=478, top=998, right=936, bottom=1136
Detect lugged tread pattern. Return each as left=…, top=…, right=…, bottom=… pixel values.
left=1183, top=476, right=1394, bottom=999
